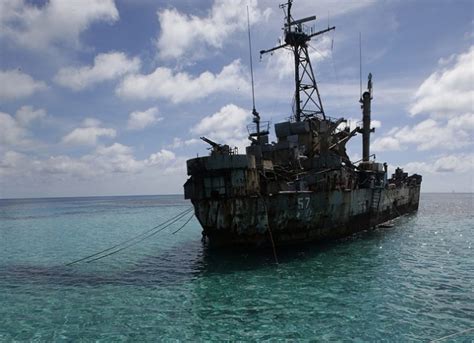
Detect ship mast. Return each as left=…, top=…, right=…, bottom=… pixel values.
left=360, top=73, right=374, bottom=162
left=260, top=0, right=335, bottom=122
left=247, top=6, right=259, bottom=136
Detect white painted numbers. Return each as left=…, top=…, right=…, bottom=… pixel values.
left=298, top=196, right=310, bottom=210
left=297, top=196, right=312, bottom=220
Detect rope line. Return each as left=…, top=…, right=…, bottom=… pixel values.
left=429, top=328, right=473, bottom=342
left=66, top=207, right=193, bottom=266
left=171, top=213, right=195, bottom=234
left=258, top=192, right=279, bottom=265
left=84, top=208, right=194, bottom=263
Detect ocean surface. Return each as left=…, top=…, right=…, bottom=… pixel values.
left=0, top=193, right=472, bottom=341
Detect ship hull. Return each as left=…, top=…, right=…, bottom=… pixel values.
left=192, top=186, right=420, bottom=248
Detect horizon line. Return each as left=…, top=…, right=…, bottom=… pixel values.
left=1, top=192, right=473, bottom=201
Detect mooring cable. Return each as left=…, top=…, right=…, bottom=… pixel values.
left=84, top=208, right=195, bottom=263
left=429, top=328, right=473, bottom=342
left=66, top=207, right=193, bottom=266
left=171, top=213, right=195, bottom=234
left=257, top=192, right=279, bottom=265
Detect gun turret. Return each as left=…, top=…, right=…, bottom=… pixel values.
left=200, top=136, right=231, bottom=155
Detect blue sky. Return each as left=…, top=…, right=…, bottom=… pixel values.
left=0, top=0, right=472, bottom=198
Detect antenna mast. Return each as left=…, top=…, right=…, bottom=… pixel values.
left=247, top=6, right=260, bottom=136
left=359, top=32, right=362, bottom=98
left=260, top=0, right=335, bottom=122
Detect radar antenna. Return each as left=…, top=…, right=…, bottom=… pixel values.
left=260, top=0, right=335, bottom=122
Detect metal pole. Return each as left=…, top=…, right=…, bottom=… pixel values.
left=362, top=91, right=371, bottom=162
left=294, top=46, right=301, bottom=121
left=247, top=6, right=256, bottom=113
left=247, top=6, right=260, bottom=136
left=359, top=32, right=362, bottom=98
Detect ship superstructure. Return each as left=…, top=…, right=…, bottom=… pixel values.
left=184, top=0, right=422, bottom=247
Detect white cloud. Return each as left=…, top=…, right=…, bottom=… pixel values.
left=146, top=149, right=176, bottom=166
left=156, top=0, right=270, bottom=60
left=371, top=120, right=382, bottom=129
left=0, top=142, right=191, bottom=197
left=0, top=150, right=28, bottom=171
left=0, top=0, right=119, bottom=51
left=256, top=75, right=414, bottom=117
left=154, top=0, right=373, bottom=61
left=62, top=118, right=116, bottom=146
left=15, top=105, right=46, bottom=126
left=373, top=46, right=474, bottom=153
left=14, top=143, right=142, bottom=178
left=145, top=149, right=187, bottom=177
left=371, top=136, right=401, bottom=152
left=372, top=114, right=473, bottom=152
left=0, top=143, right=182, bottom=182
left=127, top=107, right=162, bottom=131
left=410, top=46, right=474, bottom=117
left=0, top=111, right=28, bottom=146
left=191, top=104, right=251, bottom=150
left=95, top=142, right=132, bottom=156
left=54, top=52, right=141, bottom=91
left=270, top=0, right=375, bottom=19
left=166, top=137, right=200, bottom=149
left=0, top=69, right=47, bottom=100
left=403, top=154, right=474, bottom=175
left=82, top=118, right=102, bottom=127
left=41, top=143, right=141, bottom=176
left=116, top=59, right=249, bottom=103
left=86, top=143, right=143, bottom=174
left=0, top=106, right=46, bottom=147
left=38, top=155, right=97, bottom=178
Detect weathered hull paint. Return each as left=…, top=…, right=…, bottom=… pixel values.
left=192, top=185, right=421, bottom=248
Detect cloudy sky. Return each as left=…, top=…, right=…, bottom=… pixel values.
left=0, top=0, right=472, bottom=198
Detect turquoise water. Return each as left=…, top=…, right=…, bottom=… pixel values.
left=0, top=194, right=472, bottom=341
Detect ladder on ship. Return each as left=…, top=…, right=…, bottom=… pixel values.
left=371, top=188, right=382, bottom=212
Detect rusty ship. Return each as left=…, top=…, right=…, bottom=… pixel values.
left=184, top=0, right=422, bottom=248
